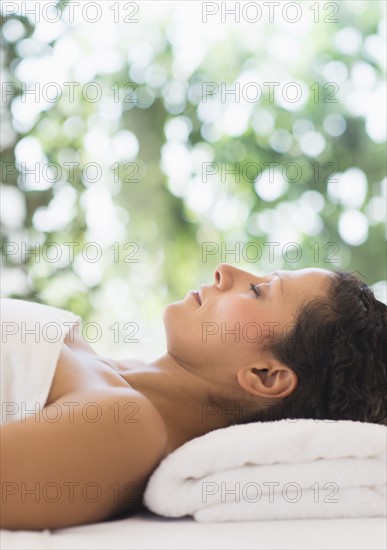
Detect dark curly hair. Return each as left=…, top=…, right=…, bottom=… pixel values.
left=209, top=270, right=387, bottom=426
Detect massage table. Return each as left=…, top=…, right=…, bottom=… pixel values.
left=1, top=512, right=386, bottom=550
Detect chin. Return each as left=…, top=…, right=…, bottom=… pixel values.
left=162, top=302, right=179, bottom=334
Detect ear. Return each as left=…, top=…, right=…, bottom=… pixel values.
left=236, top=355, right=298, bottom=399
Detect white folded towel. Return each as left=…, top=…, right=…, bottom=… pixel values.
left=0, top=298, right=80, bottom=425
left=143, top=419, right=387, bottom=522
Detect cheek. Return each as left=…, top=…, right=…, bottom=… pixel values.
left=215, top=299, right=262, bottom=326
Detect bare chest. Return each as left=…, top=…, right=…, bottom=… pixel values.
left=45, top=333, right=131, bottom=406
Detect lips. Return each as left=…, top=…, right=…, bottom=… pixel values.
left=191, top=290, right=201, bottom=306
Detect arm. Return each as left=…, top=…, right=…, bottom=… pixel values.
left=0, top=388, right=168, bottom=530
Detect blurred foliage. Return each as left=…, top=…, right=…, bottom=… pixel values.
left=0, top=1, right=386, bottom=355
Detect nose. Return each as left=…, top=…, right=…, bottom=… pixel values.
left=215, top=263, right=273, bottom=289
left=214, top=263, right=239, bottom=289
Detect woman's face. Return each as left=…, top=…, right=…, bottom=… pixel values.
left=163, top=263, right=335, bottom=384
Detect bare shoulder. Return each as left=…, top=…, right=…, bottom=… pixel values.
left=121, top=387, right=170, bottom=461
left=104, top=386, right=169, bottom=462
left=0, top=387, right=168, bottom=530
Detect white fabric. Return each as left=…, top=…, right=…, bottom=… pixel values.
left=143, top=419, right=387, bottom=522
left=0, top=298, right=80, bottom=425
left=1, top=516, right=386, bottom=550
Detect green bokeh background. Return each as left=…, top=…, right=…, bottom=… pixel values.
left=1, top=0, right=386, bottom=358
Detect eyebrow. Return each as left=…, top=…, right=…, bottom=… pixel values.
left=272, top=272, right=284, bottom=295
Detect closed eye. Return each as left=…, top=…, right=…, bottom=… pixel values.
left=250, top=283, right=262, bottom=298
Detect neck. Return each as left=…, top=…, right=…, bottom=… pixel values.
left=114, top=353, right=231, bottom=454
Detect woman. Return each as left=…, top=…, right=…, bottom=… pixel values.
left=1, top=263, right=386, bottom=530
